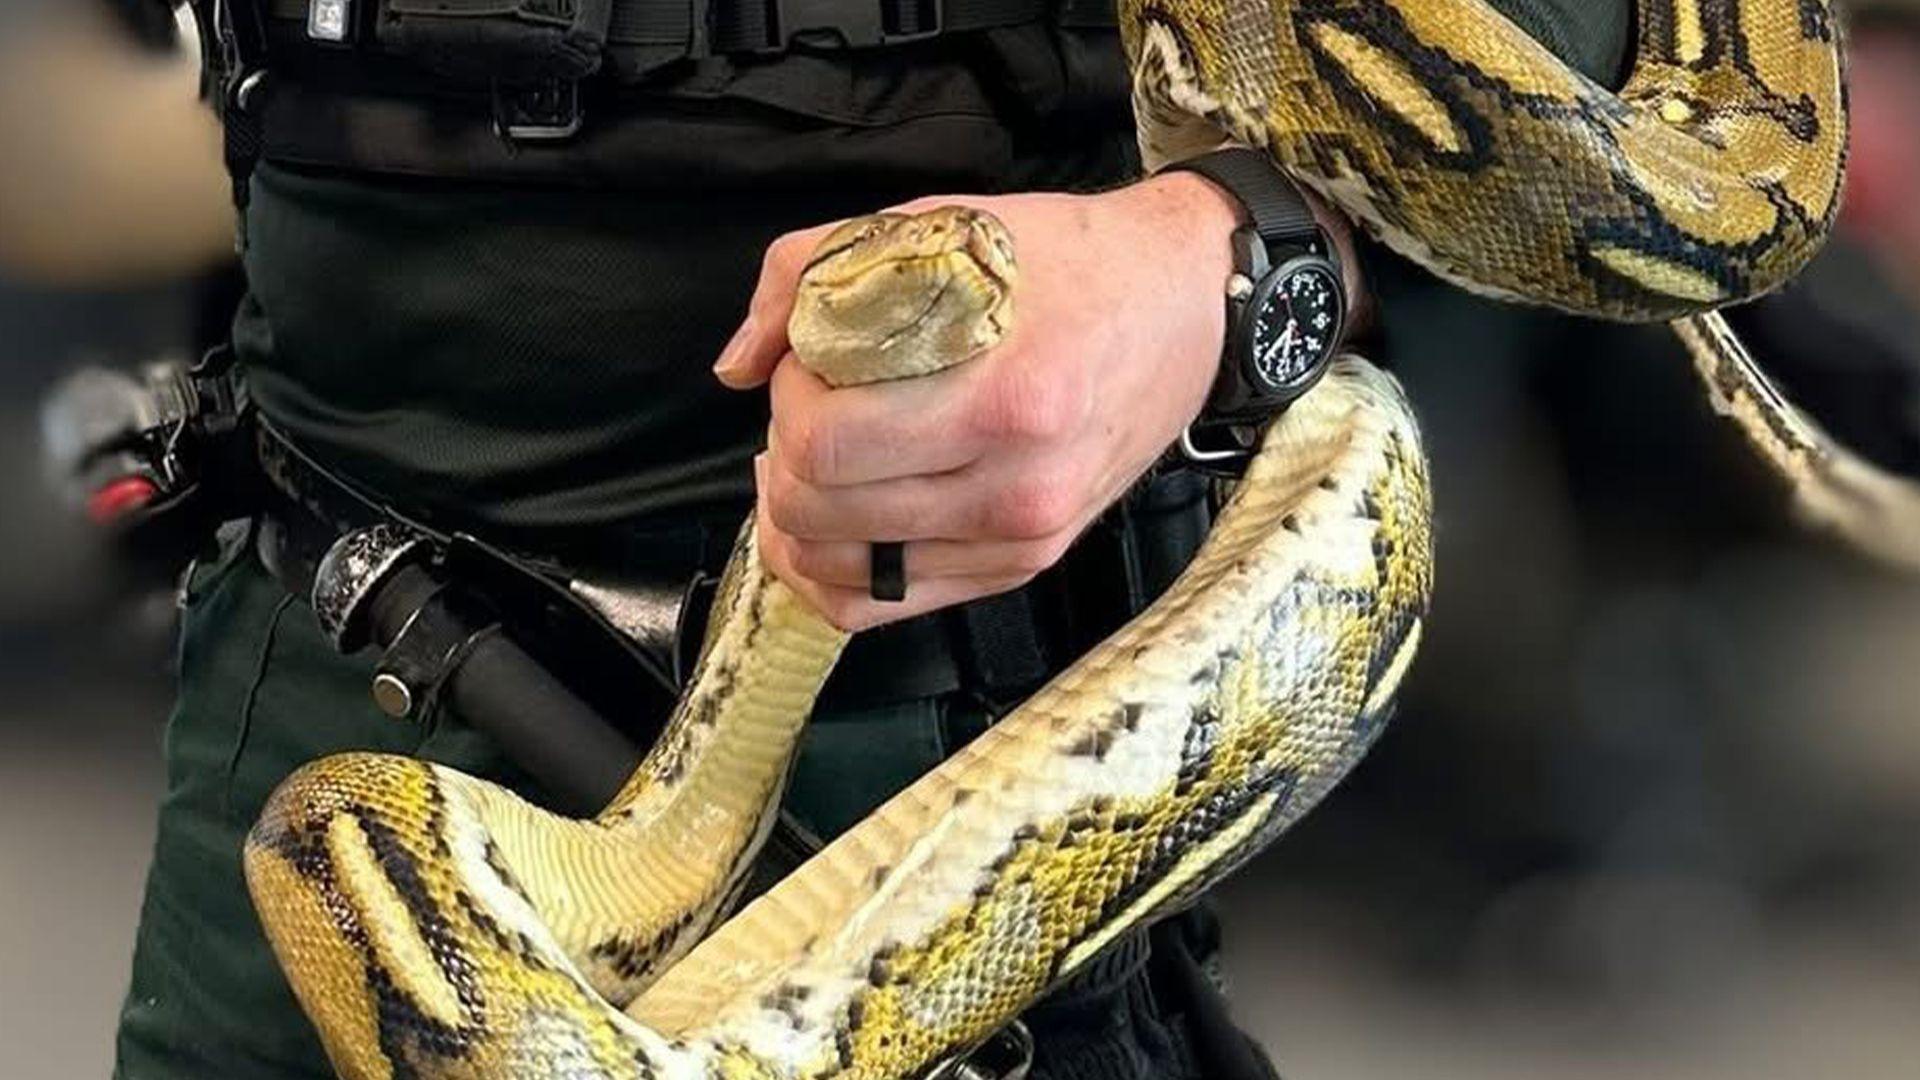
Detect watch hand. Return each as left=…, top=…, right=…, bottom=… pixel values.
left=1258, top=324, right=1295, bottom=377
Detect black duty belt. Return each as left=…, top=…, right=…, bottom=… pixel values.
left=251, top=414, right=989, bottom=716
left=250, top=409, right=1205, bottom=737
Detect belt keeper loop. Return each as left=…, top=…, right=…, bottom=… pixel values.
left=688, top=0, right=714, bottom=57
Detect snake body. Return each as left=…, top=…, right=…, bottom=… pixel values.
left=245, top=2, right=1884, bottom=1077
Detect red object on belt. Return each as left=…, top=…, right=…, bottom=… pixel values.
left=87, top=475, right=160, bottom=525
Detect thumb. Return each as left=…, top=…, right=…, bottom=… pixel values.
left=714, top=224, right=835, bottom=390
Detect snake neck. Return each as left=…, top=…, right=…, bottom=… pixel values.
left=624, top=360, right=1434, bottom=1076
left=469, top=522, right=852, bottom=1007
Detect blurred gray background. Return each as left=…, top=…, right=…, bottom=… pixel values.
left=3, top=3, right=1918, bottom=1078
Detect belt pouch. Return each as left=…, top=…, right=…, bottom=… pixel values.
left=376, top=0, right=615, bottom=83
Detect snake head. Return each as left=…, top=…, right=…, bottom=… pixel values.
left=788, top=206, right=1018, bottom=389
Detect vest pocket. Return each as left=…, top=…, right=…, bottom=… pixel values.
left=377, top=0, right=617, bottom=83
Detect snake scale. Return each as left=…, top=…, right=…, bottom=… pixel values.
left=244, top=2, right=1911, bottom=1077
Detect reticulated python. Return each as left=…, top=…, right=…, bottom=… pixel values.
left=244, top=2, right=1914, bottom=1077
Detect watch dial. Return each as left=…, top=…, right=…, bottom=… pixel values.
left=1248, top=261, right=1342, bottom=395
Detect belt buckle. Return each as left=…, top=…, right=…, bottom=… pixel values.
left=756, top=0, right=942, bottom=51
left=493, top=78, right=584, bottom=142
left=925, top=1021, right=1034, bottom=1080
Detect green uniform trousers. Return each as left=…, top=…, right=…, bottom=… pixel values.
left=113, top=539, right=974, bottom=1078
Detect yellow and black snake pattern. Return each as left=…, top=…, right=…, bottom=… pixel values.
left=243, top=3, right=1904, bottom=1078
left=1128, top=0, right=1846, bottom=317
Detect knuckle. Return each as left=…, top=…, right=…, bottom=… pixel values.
left=750, top=233, right=812, bottom=313
left=767, top=502, right=812, bottom=539
left=763, top=231, right=811, bottom=278
left=972, top=363, right=1085, bottom=443
left=787, top=542, right=837, bottom=583
left=757, top=526, right=798, bottom=579
left=781, top=417, right=838, bottom=486
left=763, top=480, right=815, bottom=537
left=1010, top=535, right=1070, bottom=576
left=999, top=571, right=1041, bottom=597
left=819, top=594, right=867, bottom=633
left=991, top=475, right=1076, bottom=539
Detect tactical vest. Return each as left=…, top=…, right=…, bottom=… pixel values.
left=191, top=0, right=1132, bottom=200
left=184, top=0, right=1176, bottom=723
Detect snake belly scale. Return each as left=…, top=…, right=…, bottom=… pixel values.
left=244, top=2, right=1892, bottom=1077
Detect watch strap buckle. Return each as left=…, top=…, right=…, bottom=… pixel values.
left=1176, top=421, right=1260, bottom=478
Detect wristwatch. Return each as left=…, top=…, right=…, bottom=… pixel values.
left=1165, top=147, right=1347, bottom=465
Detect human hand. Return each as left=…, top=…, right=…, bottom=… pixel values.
left=715, top=172, right=1362, bottom=631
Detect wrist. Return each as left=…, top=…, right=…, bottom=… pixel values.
left=1301, top=190, right=1371, bottom=337
left=1129, top=170, right=1245, bottom=285
left=1155, top=159, right=1372, bottom=341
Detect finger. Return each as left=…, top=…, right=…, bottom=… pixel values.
left=714, top=223, right=840, bottom=390
left=761, top=447, right=1088, bottom=543
left=768, top=355, right=991, bottom=486
left=759, top=450, right=969, bottom=541
left=761, top=521, right=1032, bottom=632
left=803, top=574, right=1035, bottom=633
left=781, top=533, right=1074, bottom=590
left=761, top=448, right=1085, bottom=544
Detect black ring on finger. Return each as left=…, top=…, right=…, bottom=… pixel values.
left=870, top=542, right=907, bottom=603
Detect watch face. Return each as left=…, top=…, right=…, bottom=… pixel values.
left=1243, top=258, right=1344, bottom=398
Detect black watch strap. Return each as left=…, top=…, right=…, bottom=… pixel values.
left=1164, top=148, right=1344, bottom=472
left=1166, top=148, right=1321, bottom=251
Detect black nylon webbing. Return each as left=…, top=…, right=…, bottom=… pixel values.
left=212, top=0, right=272, bottom=212
left=613, top=0, right=1064, bottom=51
left=258, top=0, right=1099, bottom=52
left=1169, top=148, right=1318, bottom=244
left=606, top=0, right=692, bottom=44
left=954, top=588, right=1053, bottom=703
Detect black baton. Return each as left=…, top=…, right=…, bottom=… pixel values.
left=314, top=526, right=645, bottom=817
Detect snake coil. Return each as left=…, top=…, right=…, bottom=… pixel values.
left=246, top=3, right=1904, bottom=1077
